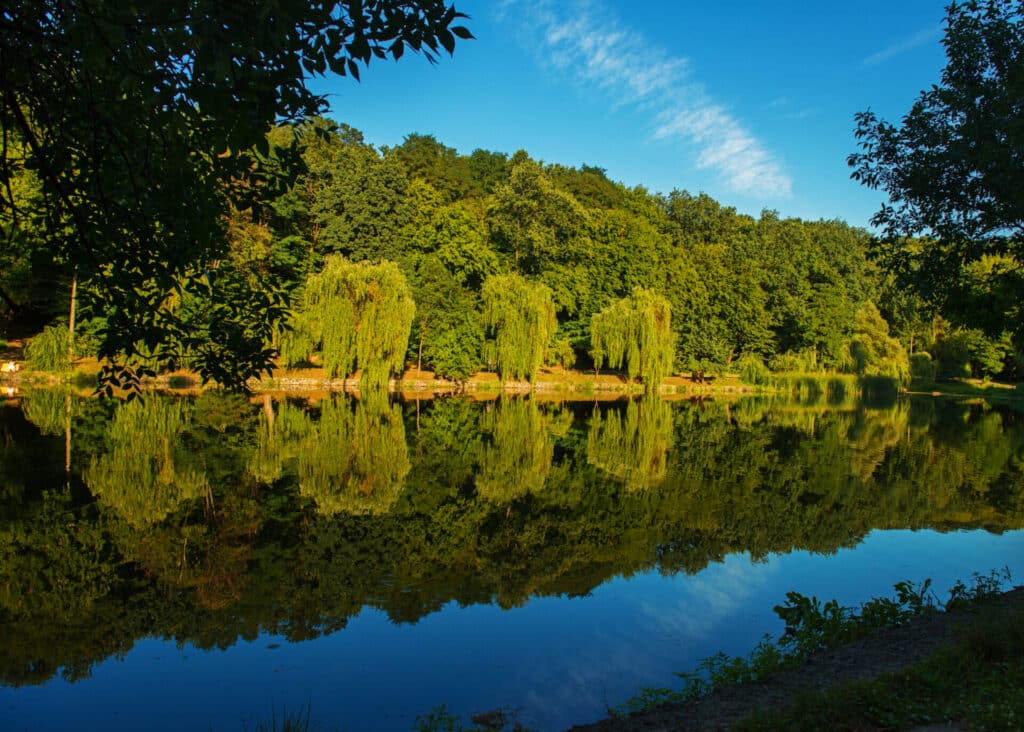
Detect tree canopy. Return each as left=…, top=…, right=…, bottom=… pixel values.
left=0, top=0, right=470, bottom=390
left=849, top=0, right=1023, bottom=346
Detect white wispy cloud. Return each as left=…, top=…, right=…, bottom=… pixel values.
left=862, top=26, right=942, bottom=67
left=504, top=0, right=791, bottom=198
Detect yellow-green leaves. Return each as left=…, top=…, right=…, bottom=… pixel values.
left=282, top=256, right=415, bottom=389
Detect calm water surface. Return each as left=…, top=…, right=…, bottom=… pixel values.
left=1, top=390, right=1022, bottom=731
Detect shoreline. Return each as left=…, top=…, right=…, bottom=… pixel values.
left=570, top=584, right=1024, bottom=731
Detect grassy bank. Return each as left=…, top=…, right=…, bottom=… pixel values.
left=593, top=570, right=1019, bottom=731
left=736, top=600, right=1024, bottom=730
left=908, top=377, right=1024, bottom=404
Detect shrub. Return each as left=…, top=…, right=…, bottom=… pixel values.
left=736, top=353, right=770, bottom=385
left=768, top=350, right=817, bottom=373
left=909, top=352, right=936, bottom=381
left=24, top=324, right=71, bottom=372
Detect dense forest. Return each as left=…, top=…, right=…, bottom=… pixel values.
left=1, top=392, right=1023, bottom=686
left=3, top=119, right=1020, bottom=387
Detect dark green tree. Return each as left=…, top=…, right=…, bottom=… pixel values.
left=0, top=1, right=470, bottom=390
left=849, top=0, right=1023, bottom=346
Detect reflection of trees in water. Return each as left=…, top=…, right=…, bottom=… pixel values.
left=250, top=393, right=409, bottom=516
left=587, top=397, right=674, bottom=490
left=83, top=399, right=206, bottom=527
left=300, top=393, right=409, bottom=516
left=847, top=401, right=910, bottom=482
left=20, top=390, right=69, bottom=437
left=3, top=394, right=1024, bottom=687
left=476, top=398, right=556, bottom=503
left=248, top=399, right=312, bottom=484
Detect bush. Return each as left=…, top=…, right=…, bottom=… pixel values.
left=24, top=324, right=71, bottom=372
left=545, top=336, right=576, bottom=370
left=736, top=353, right=770, bottom=385
left=909, top=352, right=937, bottom=381
left=768, top=350, right=818, bottom=373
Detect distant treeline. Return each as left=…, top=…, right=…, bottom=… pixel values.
left=5, top=119, right=1020, bottom=383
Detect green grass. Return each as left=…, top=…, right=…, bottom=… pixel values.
left=609, top=569, right=1012, bottom=719
left=909, top=377, right=1024, bottom=403
left=734, top=605, right=1024, bottom=731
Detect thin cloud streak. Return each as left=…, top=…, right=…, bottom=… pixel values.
left=511, top=0, right=791, bottom=198
left=862, top=26, right=942, bottom=67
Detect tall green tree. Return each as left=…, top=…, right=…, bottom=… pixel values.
left=591, top=288, right=675, bottom=387
left=487, top=159, right=590, bottom=276
left=849, top=0, right=1024, bottom=347
left=848, top=302, right=911, bottom=384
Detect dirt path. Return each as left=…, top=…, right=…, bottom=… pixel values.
left=568, top=587, right=1024, bottom=731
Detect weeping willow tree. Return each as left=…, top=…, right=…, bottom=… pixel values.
left=587, top=396, right=674, bottom=491
left=84, top=399, right=207, bottom=528
left=298, top=393, right=409, bottom=516
left=248, top=399, right=313, bottom=485
left=591, top=288, right=675, bottom=389
left=476, top=398, right=554, bottom=503
left=848, top=301, right=910, bottom=385
left=280, top=256, right=415, bottom=389
left=481, top=273, right=556, bottom=382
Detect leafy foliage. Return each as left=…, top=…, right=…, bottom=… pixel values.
left=850, top=0, right=1024, bottom=347
left=849, top=301, right=910, bottom=384
left=614, top=570, right=1012, bottom=717
left=0, top=0, right=470, bottom=391
left=481, top=273, right=556, bottom=382
left=282, top=256, right=415, bottom=388
left=23, top=324, right=70, bottom=373
left=591, top=288, right=676, bottom=387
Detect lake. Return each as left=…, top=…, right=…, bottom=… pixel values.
left=1, top=390, right=1022, bottom=731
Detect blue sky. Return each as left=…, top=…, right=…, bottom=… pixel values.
left=311, top=0, right=951, bottom=228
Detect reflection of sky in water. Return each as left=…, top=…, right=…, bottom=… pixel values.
left=3, top=529, right=1022, bottom=732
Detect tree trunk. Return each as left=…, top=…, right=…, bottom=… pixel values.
left=67, top=268, right=78, bottom=365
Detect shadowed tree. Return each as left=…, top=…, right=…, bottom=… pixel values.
left=0, top=1, right=470, bottom=391
left=849, top=302, right=911, bottom=384
left=849, top=0, right=1024, bottom=348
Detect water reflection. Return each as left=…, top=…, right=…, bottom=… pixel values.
left=0, top=391, right=1022, bottom=694
left=587, top=396, right=674, bottom=491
